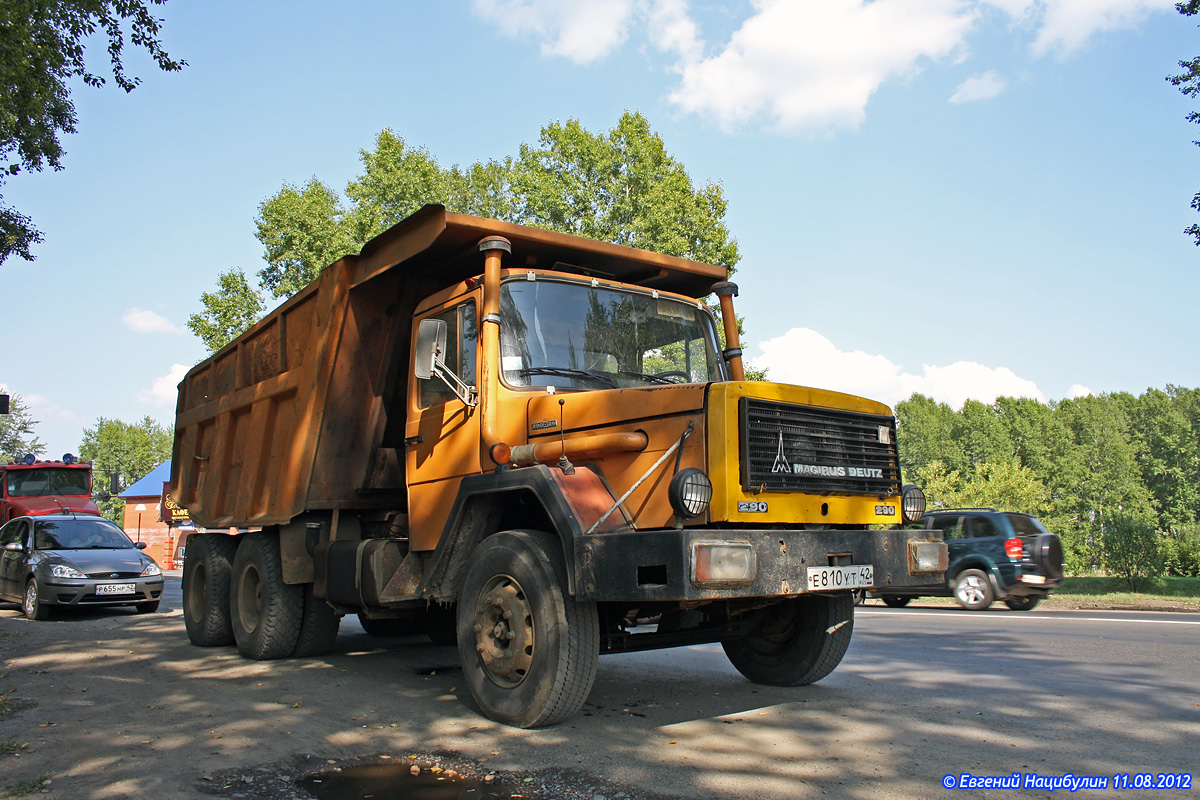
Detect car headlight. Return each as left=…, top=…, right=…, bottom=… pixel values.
left=51, top=563, right=86, bottom=579
left=141, top=562, right=162, bottom=577
left=691, top=541, right=757, bottom=586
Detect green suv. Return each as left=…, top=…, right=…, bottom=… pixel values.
left=868, top=508, right=1064, bottom=611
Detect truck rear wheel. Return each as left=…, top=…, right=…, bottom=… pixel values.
left=183, top=534, right=238, bottom=646
left=456, top=530, right=599, bottom=728
left=292, top=584, right=340, bottom=657
left=230, top=532, right=303, bottom=660
left=722, top=593, right=854, bottom=686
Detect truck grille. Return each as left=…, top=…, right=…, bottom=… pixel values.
left=740, top=398, right=900, bottom=495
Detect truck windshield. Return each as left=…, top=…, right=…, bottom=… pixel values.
left=5, top=468, right=91, bottom=497
left=498, top=280, right=726, bottom=391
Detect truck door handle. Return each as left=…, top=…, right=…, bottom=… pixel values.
left=404, top=436, right=423, bottom=447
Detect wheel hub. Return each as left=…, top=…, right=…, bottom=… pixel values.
left=471, top=575, right=534, bottom=688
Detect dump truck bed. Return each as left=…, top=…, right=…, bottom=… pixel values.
left=170, top=205, right=725, bottom=528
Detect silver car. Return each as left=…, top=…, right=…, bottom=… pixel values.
left=0, top=514, right=164, bottom=619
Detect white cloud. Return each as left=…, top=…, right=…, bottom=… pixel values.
left=669, top=0, right=976, bottom=131
left=949, top=69, right=1007, bottom=102
left=23, top=394, right=87, bottom=426
left=471, top=0, right=636, bottom=63
left=751, top=327, right=1046, bottom=409
left=137, top=364, right=189, bottom=406
left=982, top=0, right=1174, bottom=57
left=123, top=308, right=185, bottom=335
left=1067, top=384, right=1093, bottom=398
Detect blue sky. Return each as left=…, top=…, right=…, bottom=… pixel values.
left=3, top=0, right=1198, bottom=459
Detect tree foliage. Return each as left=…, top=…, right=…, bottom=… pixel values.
left=0, top=0, right=186, bottom=264
left=187, top=268, right=266, bottom=354
left=897, top=387, right=1200, bottom=577
left=0, top=389, right=46, bottom=461
left=196, top=113, right=754, bottom=370
left=79, top=415, right=173, bottom=522
left=1102, top=512, right=1162, bottom=592
left=1170, top=1, right=1200, bottom=245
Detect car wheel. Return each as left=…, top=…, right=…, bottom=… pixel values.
left=882, top=596, right=910, bottom=608
left=23, top=579, right=51, bottom=620
left=230, top=532, right=303, bottom=660
left=357, top=614, right=418, bottom=636
left=136, top=599, right=161, bottom=614
left=954, top=569, right=995, bottom=610
left=1004, top=595, right=1040, bottom=611
left=292, top=583, right=340, bottom=657
left=183, top=534, right=239, bottom=646
left=457, top=530, right=599, bottom=728
left=722, top=593, right=854, bottom=686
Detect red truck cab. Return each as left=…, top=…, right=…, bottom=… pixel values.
left=0, top=455, right=100, bottom=523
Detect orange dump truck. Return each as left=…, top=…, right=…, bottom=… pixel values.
left=172, top=204, right=946, bottom=728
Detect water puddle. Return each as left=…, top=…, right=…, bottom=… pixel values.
left=299, top=762, right=529, bottom=800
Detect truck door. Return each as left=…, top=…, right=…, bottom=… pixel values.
left=405, top=300, right=480, bottom=551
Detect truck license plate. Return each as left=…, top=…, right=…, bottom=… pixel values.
left=806, top=565, right=873, bottom=591
left=96, top=583, right=135, bottom=595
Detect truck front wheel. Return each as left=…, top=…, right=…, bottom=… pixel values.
left=183, top=534, right=238, bottom=646
left=456, top=530, right=599, bottom=728
left=230, top=532, right=303, bottom=659
left=722, top=592, right=854, bottom=686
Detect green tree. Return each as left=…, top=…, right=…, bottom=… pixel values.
left=919, top=459, right=1050, bottom=515
left=0, top=389, right=45, bottom=460
left=1127, top=388, right=1200, bottom=530
left=896, top=393, right=964, bottom=481
left=79, top=416, right=173, bottom=522
left=204, top=113, right=749, bottom=365
left=1102, top=511, right=1162, bottom=591
left=1170, top=0, right=1200, bottom=245
left=1161, top=522, right=1200, bottom=577
left=188, top=268, right=266, bottom=355
left=0, top=0, right=185, bottom=264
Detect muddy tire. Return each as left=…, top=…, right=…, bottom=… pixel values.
left=23, top=579, right=51, bottom=620
left=457, top=530, right=599, bottom=728
left=292, top=584, right=340, bottom=657
left=230, top=532, right=303, bottom=660
left=183, top=534, right=238, bottom=646
left=722, top=593, right=854, bottom=686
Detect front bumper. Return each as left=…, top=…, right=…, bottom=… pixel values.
left=39, top=577, right=164, bottom=607
left=574, top=527, right=946, bottom=602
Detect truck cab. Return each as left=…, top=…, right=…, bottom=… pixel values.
left=0, top=455, right=100, bottom=523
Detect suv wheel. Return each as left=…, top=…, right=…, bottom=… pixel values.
left=881, top=596, right=910, bottom=608
left=954, top=570, right=994, bottom=610
left=1004, top=595, right=1040, bottom=611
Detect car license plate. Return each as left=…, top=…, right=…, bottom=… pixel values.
left=807, top=565, right=873, bottom=591
left=96, top=583, right=135, bottom=595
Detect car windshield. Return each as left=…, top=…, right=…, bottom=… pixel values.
left=498, top=279, right=726, bottom=391
left=5, top=468, right=91, bottom=497
left=1005, top=514, right=1048, bottom=537
left=34, top=518, right=135, bottom=550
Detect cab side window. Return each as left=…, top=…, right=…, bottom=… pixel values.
left=418, top=301, right=478, bottom=408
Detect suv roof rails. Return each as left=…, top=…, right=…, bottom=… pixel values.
left=927, top=507, right=998, bottom=513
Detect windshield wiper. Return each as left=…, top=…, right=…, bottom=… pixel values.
left=519, top=366, right=616, bottom=388
left=618, top=370, right=676, bottom=385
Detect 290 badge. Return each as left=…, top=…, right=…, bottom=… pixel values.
left=875, top=505, right=896, bottom=516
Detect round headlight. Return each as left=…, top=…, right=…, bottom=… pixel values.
left=669, top=468, right=713, bottom=519
left=901, top=484, right=926, bottom=523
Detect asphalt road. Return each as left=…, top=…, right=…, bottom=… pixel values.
left=1, top=577, right=1197, bottom=800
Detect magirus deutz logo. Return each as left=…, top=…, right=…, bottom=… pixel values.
left=771, top=431, right=883, bottom=479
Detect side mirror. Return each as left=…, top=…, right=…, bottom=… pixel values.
left=414, top=318, right=448, bottom=381
left=134, top=542, right=147, bottom=550
left=4, top=542, right=24, bottom=553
